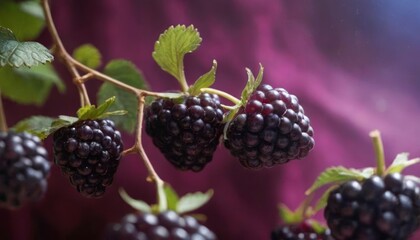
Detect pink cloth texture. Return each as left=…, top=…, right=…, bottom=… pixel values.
left=1, top=0, right=420, bottom=239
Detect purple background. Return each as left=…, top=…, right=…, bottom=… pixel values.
left=1, top=0, right=420, bottom=239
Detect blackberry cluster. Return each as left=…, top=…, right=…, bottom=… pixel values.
left=324, top=173, right=420, bottom=240
left=271, top=222, right=334, bottom=240
left=0, top=131, right=50, bottom=209
left=224, top=84, right=314, bottom=169
left=145, top=93, right=224, bottom=172
left=105, top=210, right=217, bottom=240
left=53, top=119, right=123, bottom=198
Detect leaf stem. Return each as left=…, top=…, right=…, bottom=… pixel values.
left=369, top=130, right=386, bottom=177
left=201, top=87, right=241, bottom=105
left=0, top=90, right=8, bottom=132
left=178, top=63, right=189, bottom=92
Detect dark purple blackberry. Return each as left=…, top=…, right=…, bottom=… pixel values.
left=271, top=222, right=334, bottom=240
left=53, top=119, right=123, bottom=198
left=224, top=84, right=314, bottom=169
left=105, top=210, right=217, bottom=240
left=145, top=93, right=224, bottom=172
left=324, top=173, right=420, bottom=240
left=0, top=131, right=50, bottom=209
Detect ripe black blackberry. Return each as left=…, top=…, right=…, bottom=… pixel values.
left=0, top=131, right=50, bottom=209
left=224, top=83, right=314, bottom=169
left=324, top=173, right=420, bottom=240
left=145, top=93, right=224, bottom=172
left=271, top=222, right=334, bottom=240
left=105, top=210, right=217, bottom=240
left=53, top=119, right=123, bottom=198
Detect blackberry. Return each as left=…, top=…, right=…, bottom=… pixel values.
left=324, top=173, right=420, bottom=240
left=224, top=84, right=314, bottom=169
left=105, top=210, right=217, bottom=240
left=145, top=93, right=224, bottom=172
left=0, top=131, right=50, bottom=209
left=271, top=222, right=334, bottom=240
left=53, top=119, right=123, bottom=198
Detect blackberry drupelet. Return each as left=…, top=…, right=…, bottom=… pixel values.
left=105, top=210, right=217, bottom=240
left=0, top=131, right=51, bottom=209
left=271, top=222, right=334, bottom=240
left=224, top=84, right=314, bottom=169
left=53, top=119, right=123, bottom=198
left=145, top=93, right=224, bottom=172
left=324, top=173, right=420, bottom=240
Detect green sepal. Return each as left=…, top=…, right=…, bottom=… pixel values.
left=119, top=188, right=152, bottom=213
left=306, top=219, right=329, bottom=235
left=278, top=203, right=304, bottom=225
left=163, top=184, right=179, bottom=211
left=72, top=44, right=101, bottom=69
left=176, top=189, right=213, bottom=214
left=77, top=96, right=127, bottom=121
left=312, top=185, right=339, bottom=212
left=386, top=153, right=420, bottom=174
left=305, top=166, right=374, bottom=196
left=152, top=24, right=202, bottom=86
left=0, top=27, right=53, bottom=67
left=188, top=60, right=217, bottom=96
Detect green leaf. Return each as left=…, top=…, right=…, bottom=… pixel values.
left=386, top=153, right=420, bottom=174
left=98, top=59, right=149, bottom=133
left=305, top=167, right=374, bottom=196
left=12, top=115, right=56, bottom=139
left=240, top=64, right=264, bottom=105
left=119, top=188, right=152, bottom=213
left=77, top=96, right=126, bottom=120
left=72, top=44, right=101, bottom=69
left=152, top=25, right=201, bottom=82
left=164, top=184, right=179, bottom=211
left=0, top=1, right=45, bottom=40
left=0, top=64, right=64, bottom=105
left=188, top=60, right=217, bottom=96
left=0, top=27, right=53, bottom=67
left=176, top=189, right=213, bottom=214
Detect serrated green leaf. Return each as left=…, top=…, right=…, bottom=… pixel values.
left=12, top=115, right=55, bottom=139
left=152, top=25, right=201, bottom=82
left=72, top=44, right=101, bottom=69
left=98, top=59, right=149, bottom=133
left=188, top=60, right=217, bottom=96
left=119, top=188, right=152, bottom=213
left=0, top=27, right=53, bottom=67
left=164, top=184, right=179, bottom=211
left=0, top=1, right=44, bottom=40
left=386, top=153, right=420, bottom=174
left=176, top=189, right=213, bottom=214
left=77, top=96, right=126, bottom=120
left=305, top=167, right=373, bottom=196
left=0, top=64, right=64, bottom=105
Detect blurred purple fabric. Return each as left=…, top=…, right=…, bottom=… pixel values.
left=1, top=0, right=420, bottom=239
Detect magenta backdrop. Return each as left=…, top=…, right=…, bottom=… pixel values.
left=1, top=0, right=420, bottom=239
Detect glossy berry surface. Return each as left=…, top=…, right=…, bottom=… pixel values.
left=145, top=93, right=224, bottom=172
left=105, top=210, right=217, bottom=240
left=53, top=119, right=123, bottom=198
left=324, top=173, right=420, bottom=240
left=224, top=84, right=314, bottom=169
left=271, top=221, right=334, bottom=240
left=0, top=131, right=50, bottom=209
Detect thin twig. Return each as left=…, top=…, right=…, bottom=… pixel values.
left=0, top=90, right=8, bottom=132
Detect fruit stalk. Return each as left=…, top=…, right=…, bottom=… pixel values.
left=0, top=90, right=7, bottom=131
left=369, top=130, right=386, bottom=177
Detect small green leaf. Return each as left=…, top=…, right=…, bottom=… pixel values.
left=305, top=167, right=374, bottom=195
left=176, top=189, right=213, bottom=214
left=12, top=115, right=55, bottom=139
left=240, top=64, right=264, bottom=105
left=386, top=153, right=420, bottom=174
left=0, top=27, right=53, bottom=67
left=77, top=96, right=126, bottom=120
left=0, top=64, right=64, bottom=105
left=152, top=25, right=202, bottom=82
left=188, top=60, right=217, bottom=95
left=98, top=59, right=149, bottom=133
left=72, top=44, right=101, bottom=69
left=0, top=1, right=45, bottom=40
left=164, top=184, right=180, bottom=211
left=278, top=204, right=303, bottom=225
left=119, top=188, right=152, bottom=213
